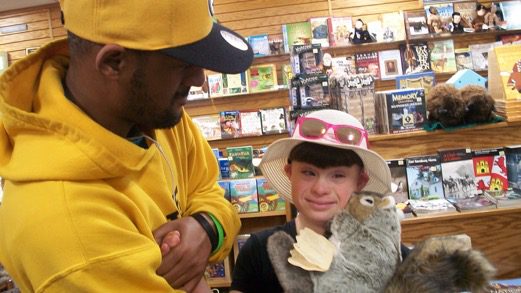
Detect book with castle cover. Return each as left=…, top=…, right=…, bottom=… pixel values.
left=248, top=34, right=270, bottom=57
left=327, top=16, right=353, bottom=47
left=378, top=49, right=403, bottom=80
left=229, top=178, right=259, bottom=213
left=282, top=21, right=312, bottom=53
left=438, top=148, right=479, bottom=206
left=488, top=44, right=521, bottom=101
left=239, top=110, right=263, bottom=137
left=207, top=72, right=224, bottom=98
left=454, top=48, right=473, bottom=70
left=309, top=17, right=330, bottom=48
left=247, top=63, right=278, bottom=93
left=404, top=10, right=429, bottom=37
left=220, top=110, right=241, bottom=139
left=227, top=146, right=255, bottom=179
left=405, top=154, right=444, bottom=201
left=399, top=42, right=432, bottom=74
left=192, top=114, right=222, bottom=141
left=222, top=72, right=248, bottom=96
left=387, top=159, right=409, bottom=204
left=260, top=107, right=287, bottom=135
left=472, top=147, right=509, bottom=195
left=355, top=51, right=380, bottom=79
left=428, top=39, right=457, bottom=73
left=256, top=177, right=286, bottom=212
left=380, top=11, right=406, bottom=42
left=395, top=71, right=436, bottom=97
left=375, top=88, right=426, bottom=134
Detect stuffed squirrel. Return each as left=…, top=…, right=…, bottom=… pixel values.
left=267, top=191, right=496, bottom=293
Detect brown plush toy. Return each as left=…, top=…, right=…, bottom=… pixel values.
left=427, top=83, right=466, bottom=127
left=460, top=84, right=496, bottom=124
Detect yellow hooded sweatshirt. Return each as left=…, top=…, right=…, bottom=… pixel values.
left=0, top=39, right=240, bottom=292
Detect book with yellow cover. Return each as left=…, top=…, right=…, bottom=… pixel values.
left=488, top=44, right=521, bottom=101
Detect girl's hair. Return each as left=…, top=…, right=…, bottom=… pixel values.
left=288, top=142, right=364, bottom=169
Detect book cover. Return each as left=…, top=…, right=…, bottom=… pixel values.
left=424, top=3, right=454, bottom=33
left=218, top=158, right=230, bottom=179
left=395, top=71, right=436, bottom=97
left=329, top=73, right=377, bottom=134
left=505, top=145, right=521, bottom=194
left=217, top=180, right=231, bottom=201
left=472, top=147, right=508, bottom=194
left=404, top=10, right=429, bottom=37
left=439, top=148, right=479, bottom=205
left=268, top=34, right=284, bottom=55
left=376, top=88, right=426, bottom=134
left=256, top=177, right=286, bottom=212
left=380, top=11, right=406, bottom=42
left=487, top=44, right=521, bottom=101
left=387, top=159, right=409, bottom=204
left=500, top=1, right=521, bottom=30
left=229, top=178, right=259, bottom=213
left=453, top=1, right=477, bottom=29
left=378, top=49, right=403, bottom=80
left=282, top=21, right=312, bottom=53
left=355, top=51, right=380, bottom=79
left=331, top=55, right=357, bottom=75
left=252, top=146, right=268, bottom=176
left=291, top=43, right=323, bottom=75
left=405, top=154, right=444, bottom=200
left=226, top=146, right=255, bottom=179
left=238, top=110, right=263, bottom=137
left=454, top=48, right=474, bottom=70
left=192, top=114, right=222, bottom=141
left=309, top=17, right=330, bottom=48
left=469, top=41, right=501, bottom=71
left=247, top=63, right=278, bottom=93
left=233, top=234, right=251, bottom=261
left=366, top=19, right=383, bottom=43
left=500, top=34, right=521, bottom=45
left=407, top=198, right=457, bottom=216
left=281, top=63, right=293, bottom=88
left=297, top=73, right=332, bottom=109
left=446, top=193, right=497, bottom=212
left=399, top=42, right=432, bottom=74
left=327, top=16, right=353, bottom=47
left=205, top=256, right=232, bottom=285
left=222, top=72, right=248, bottom=96
left=207, top=72, right=224, bottom=98
left=260, top=107, right=287, bottom=135
left=248, top=34, right=270, bottom=57
left=220, top=110, right=240, bottom=139
left=428, top=39, right=457, bottom=73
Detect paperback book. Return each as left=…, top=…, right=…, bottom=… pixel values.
left=378, top=49, right=403, bottom=80
left=205, top=256, right=232, bottom=285
left=220, top=110, right=241, bottom=139
left=454, top=48, right=474, bottom=70
left=379, top=11, right=406, bottom=42
left=468, top=41, right=501, bottom=71
left=222, top=72, right=248, bottom=96
left=404, top=10, right=429, bottom=37
left=452, top=1, right=476, bottom=30
left=446, top=193, right=497, bottom=212
left=229, top=179, right=259, bottom=213
left=260, top=107, right=287, bottom=135
left=375, top=88, right=426, bottom=134
left=405, top=154, right=444, bottom=201
left=282, top=21, right=312, bottom=53
left=238, top=110, right=263, bottom=137
left=330, top=55, right=357, bottom=75
left=248, top=34, right=270, bottom=57
left=387, top=159, right=409, bottom=204
left=327, top=16, right=353, bottom=47
left=424, top=2, right=454, bottom=33
left=207, top=72, right=224, bottom=98
left=247, top=63, right=278, bottom=93
left=407, top=198, right=457, bottom=216
left=256, top=177, right=286, bottom=212
left=309, top=17, right=330, bottom=48
left=472, top=147, right=509, bottom=194
left=227, top=146, right=255, bottom=179
left=355, top=51, right=380, bottom=79
left=268, top=35, right=284, bottom=55
left=399, top=42, right=432, bottom=74
left=395, top=71, right=436, bottom=97
left=192, top=114, right=222, bottom=141
left=428, top=39, right=457, bottom=73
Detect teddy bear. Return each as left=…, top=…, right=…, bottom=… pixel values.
left=427, top=83, right=466, bottom=127
left=460, top=84, right=496, bottom=124
left=267, top=191, right=496, bottom=293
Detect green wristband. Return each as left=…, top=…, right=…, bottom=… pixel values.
left=208, top=213, right=224, bottom=254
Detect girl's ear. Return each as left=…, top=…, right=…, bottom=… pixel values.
left=284, top=164, right=292, bottom=178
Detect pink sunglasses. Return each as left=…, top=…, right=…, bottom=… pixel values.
left=296, top=116, right=368, bottom=146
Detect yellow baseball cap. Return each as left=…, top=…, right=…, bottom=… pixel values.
left=59, top=0, right=253, bottom=74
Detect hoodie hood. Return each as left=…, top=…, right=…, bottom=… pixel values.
left=0, top=39, right=156, bottom=182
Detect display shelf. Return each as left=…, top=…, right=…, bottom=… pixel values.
left=407, top=28, right=521, bottom=43
left=208, top=280, right=231, bottom=288
left=401, top=206, right=521, bottom=279
left=238, top=210, right=286, bottom=219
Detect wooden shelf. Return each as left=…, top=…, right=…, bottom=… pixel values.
left=238, top=210, right=286, bottom=219
left=401, top=206, right=521, bottom=279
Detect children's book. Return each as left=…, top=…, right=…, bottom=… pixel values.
left=424, top=2, right=454, bottom=33
left=217, top=180, right=231, bottom=201
left=438, top=148, right=479, bottom=207
left=247, top=63, right=278, bottom=93
left=248, top=34, right=270, bottom=57
left=380, top=11, right=406, bottom=42
left=296, top=73, right=332, bottom=109
left=238, top=110, right=263, bottom=137
left=378, top=49, right=403, bottom=80
left=375, top=88, right=426, bottom=134
left=454, top=48, right=474, bottom=70
left=446, top=193, right=497, bottom=212
left=207, top=72, right=224, bottom=98
left=252, top=146, right=267, bottom=176
left=226, top=146, right=255, bottom=179
left=222, top=72, right=248, bottom=96
left=192, top=114, right=222, bottom=141
left=487, top=44, right=521, bottom=101
left=233, top=234, right=251, bottom=261
left=500, top=0, right=521, bottom=30
left=395, top=71, right=436, bottom=97
left=229, top=178, right=259, bottom=213
left=472, top=147, right=509, bottom=195
left=387, top=159, right=409, bottom=204
left=452, top=1, right=477, bottom=30
left=330, top=55, right=357, bottom=75
left=407, top=198, right=457, bottom=216
left=205, top=256, right=232, bottom=286
left=268, top=35, right=284, bottom=55
left=505, top=145, right=521, bottom=195
left=355, top=51, right=380, bottom=79
left=256, top=177, right=286, bottom=212
left=327, top=16, right=353, bottom=47
left=260, top=107, right=287, bottom=135
left=404, top=10, right=429, bottom=37
left=282, top=21, right=312, bottom=53
left=309, top=17, right=330, bottom=48
left=220, top=110, right=241, bottom=139
left=468, top=41, right=501, bottom=71
left=187, top=83, right=209, bottom=101
left=428, top=39, right=457, bottom=73
left=405, top=154, right=444, bottom=201
left=399, top=42, right=432, bottom=74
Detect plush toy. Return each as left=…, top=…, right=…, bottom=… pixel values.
left=450, top=12, right=465, bottom=33
left=350, top=19, right=374, bottom=44
left=427, top=83, right=466, bottom=127
left=427, top=6, right=444, bottom=34
left=484, top=3, right=503, bottom=31
left=472, top=4, right=487, bottom=32
left=460, top=84, right=496, bottom=124
left=267, top=191, right=496, bottom=293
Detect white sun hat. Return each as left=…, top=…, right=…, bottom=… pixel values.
left=259, top=109, right=391, bottom=203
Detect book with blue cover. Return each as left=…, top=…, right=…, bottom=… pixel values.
left=375, top=88, right=426, bottom=134
left=405, top=154, right=444, bottom=201
left=229, top=178, right=259, bottom=213
left=395, top=71, right=436, bottom=97
left=248, top=34, right=270, bottom=57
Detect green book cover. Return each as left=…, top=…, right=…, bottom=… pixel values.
left=226, top=146, right=255, bottom=179
left=282, top=21, right=312, bottom=53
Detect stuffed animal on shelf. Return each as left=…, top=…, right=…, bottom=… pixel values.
left=484, top=3, right=503, bottom=31
left=460, top=84, right=496, bottom=124
left=427, top=83, right=466, bottom=127
left=472, top=4, right=487, bottom=32
left=450, top=12, right=465, bottom=33
left=267, top=191, right=496, bottom=293
left=350, top=19, right=375, bottom=44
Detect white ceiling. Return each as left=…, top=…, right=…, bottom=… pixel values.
left=0, top=0, right=58, bottom=13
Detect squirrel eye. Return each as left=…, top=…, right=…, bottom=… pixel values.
left=360, top=195, right=374, bottom=207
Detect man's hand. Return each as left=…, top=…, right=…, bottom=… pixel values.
left=154, top=216, right=212, bottom=292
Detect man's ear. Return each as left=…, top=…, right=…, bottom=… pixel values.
left=94, top=44, right=128, bottom=78
left=356, top=169, right=369, bottom=192
left=284, top=164, right=292, bottom=178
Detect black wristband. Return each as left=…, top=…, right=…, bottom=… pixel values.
left=192, top=213, right=218, bottom=252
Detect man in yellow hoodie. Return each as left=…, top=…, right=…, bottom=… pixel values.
left=0, top=0, right=252, bottom=292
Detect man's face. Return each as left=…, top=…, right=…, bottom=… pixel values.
left=285, top=161, right=365, bottom=228
left=123, top=52, right=205, bottom=131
